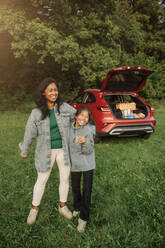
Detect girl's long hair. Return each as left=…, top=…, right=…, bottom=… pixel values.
left=35, top=77, right=63, bottom=119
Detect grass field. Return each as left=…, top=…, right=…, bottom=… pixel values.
left=0, top=107, right=165, bottom=248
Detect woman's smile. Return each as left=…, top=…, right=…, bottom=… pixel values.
left=43, top=83, right=58, bottom=104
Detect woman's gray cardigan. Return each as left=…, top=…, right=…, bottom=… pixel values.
left=19, top=103, right=76, bottom=172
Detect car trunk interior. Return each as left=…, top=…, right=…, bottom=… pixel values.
left=104, top=94, right=148, bottom=119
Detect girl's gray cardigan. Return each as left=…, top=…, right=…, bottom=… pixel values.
left=69, top=123, right=96, bottom=172
left=19, top=103, right=76, bottom=172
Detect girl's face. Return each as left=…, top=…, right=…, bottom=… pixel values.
left=43, top=83, right=58, bottom=103
left=75, top=110, right=89, bottom=127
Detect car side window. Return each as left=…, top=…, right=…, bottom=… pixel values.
left=83, top=93, right=96, bottom=104
left=72, top=93, right=86, bottom=103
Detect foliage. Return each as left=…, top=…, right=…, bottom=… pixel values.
left=0, top=0, right=165, bottom=102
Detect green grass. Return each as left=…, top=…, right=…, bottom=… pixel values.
left=0, top=108, right=165, bottom=248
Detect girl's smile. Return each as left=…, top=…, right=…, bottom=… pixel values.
left=75, top=110, right=89, bottom=128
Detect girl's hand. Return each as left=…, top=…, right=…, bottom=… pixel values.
left=77, top=136, right=87, bottom=143
left=21, top=156, right=27, bottom=161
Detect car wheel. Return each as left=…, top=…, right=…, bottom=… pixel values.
left=141, top=133, right=151, bottom=139
left=94, top=135, right=101, bottom=143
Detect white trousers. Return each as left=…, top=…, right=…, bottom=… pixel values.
left=32, top=149, right=71, bottom=206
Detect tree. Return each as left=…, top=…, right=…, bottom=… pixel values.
left=123, top=0, right=165, bottom=61
left=0, top=0, right=165, bottom=102
left=0, top=0, right=120, bottom=96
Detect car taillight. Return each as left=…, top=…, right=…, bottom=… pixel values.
left=147, top=105, right=154, bottom=111
left=97, top=106, right=110, bottom=112
left=102, top=122, right=109, bottom=127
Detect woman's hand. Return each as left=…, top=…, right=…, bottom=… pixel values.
left=77, top=136, right=87, bottom=144
left=21, top=156, right=27, bottom=161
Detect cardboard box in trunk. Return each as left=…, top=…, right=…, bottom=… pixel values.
left=116, top=102, right=136, bottom=111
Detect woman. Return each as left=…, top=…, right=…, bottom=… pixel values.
left=19, top=77, right=76, bottom=225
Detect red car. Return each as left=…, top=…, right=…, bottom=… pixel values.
left=71, top=66, right=156, bottom=138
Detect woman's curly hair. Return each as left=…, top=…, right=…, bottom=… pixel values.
left=35, top=77, right=63, bottom=119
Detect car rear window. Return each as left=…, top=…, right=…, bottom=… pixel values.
left=104, top=70, right=150, bottom=91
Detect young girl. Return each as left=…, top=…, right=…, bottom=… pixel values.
left=69, top=107, right=96, bottom=232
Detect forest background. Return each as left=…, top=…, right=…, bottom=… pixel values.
left=0, top=0, right=165, bottom=110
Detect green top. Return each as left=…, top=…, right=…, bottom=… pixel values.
left=49, top=109, right=62, bottom=149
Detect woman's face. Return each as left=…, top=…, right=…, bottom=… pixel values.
left=43, top=83, right=58, bottom=103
